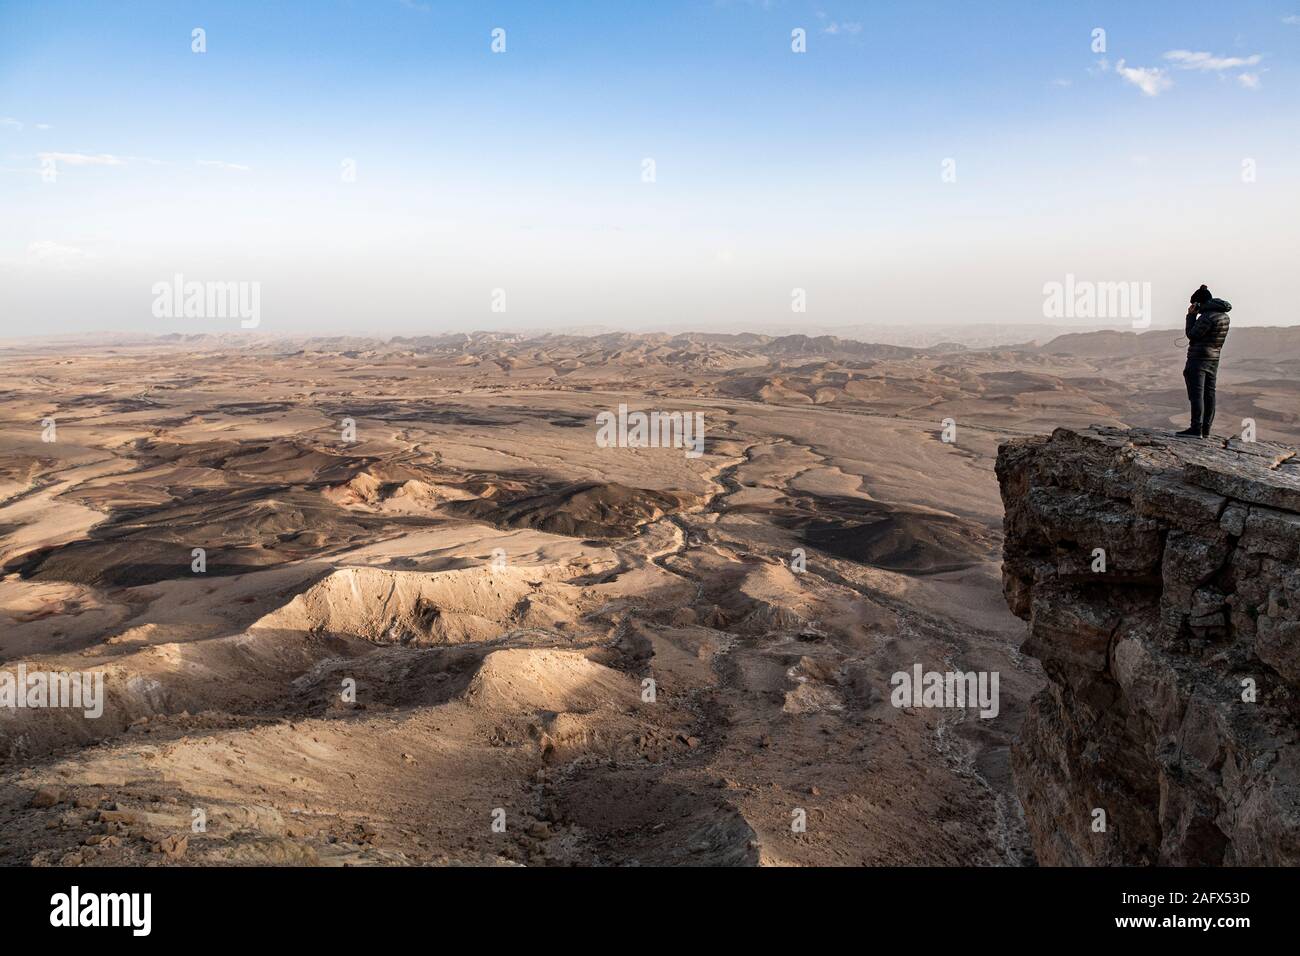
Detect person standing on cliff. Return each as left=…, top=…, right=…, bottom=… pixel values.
left=1177, top=284, right=1231, bottom=439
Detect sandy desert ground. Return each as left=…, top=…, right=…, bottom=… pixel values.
left=2, top=327, right=1298, bottom=866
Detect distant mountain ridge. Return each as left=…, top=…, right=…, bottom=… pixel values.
left=1038, top=325, right=1300, bottom=365
left=7, top=325, right=1300, bottom=368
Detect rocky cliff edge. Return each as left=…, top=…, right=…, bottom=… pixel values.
left=997, top=426, right=1300, bottom=865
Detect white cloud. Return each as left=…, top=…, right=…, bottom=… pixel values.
left=37, top=151, right=125, bottom=166
left=198, top=159, right=251, bottom=171
left=821, top=21, right=862, bottom=35
left=1050, top=78, right=1073, bottom=88
left=1283, top=15, right=1300, bottom=25
left=1115, top=60, right=1172, bottom=96
left=2, top=117, right=53, bottom=131
left=27, top=240, right=86, bottom=264
left=1238, top=72, right=1262, bottom=89
left=1163, top=50, right=1262, bottom=71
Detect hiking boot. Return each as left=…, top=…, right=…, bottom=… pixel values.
left=1175, top=429, right=1203, bottom=439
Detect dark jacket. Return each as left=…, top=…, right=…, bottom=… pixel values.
left=1186, top=297, right=1231, bottom=362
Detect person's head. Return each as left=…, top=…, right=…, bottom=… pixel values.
left=1190, top=284, right=1213, bottom=305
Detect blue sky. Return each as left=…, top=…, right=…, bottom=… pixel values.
left=2, top=0, right=1297, bottom=335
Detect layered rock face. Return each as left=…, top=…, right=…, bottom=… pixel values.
left=997, top=427, right=1300, bottom=865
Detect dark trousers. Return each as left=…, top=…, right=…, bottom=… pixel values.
left=1184, top=359, right=1219, bottom=434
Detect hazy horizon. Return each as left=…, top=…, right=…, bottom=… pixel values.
left=3, top=0, right=1297, bottom=335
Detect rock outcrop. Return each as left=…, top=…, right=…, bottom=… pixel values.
left=997, top=427, right=1300, bottom=865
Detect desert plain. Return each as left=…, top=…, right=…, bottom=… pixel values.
left=2, top=326, right=1298, bottom=866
